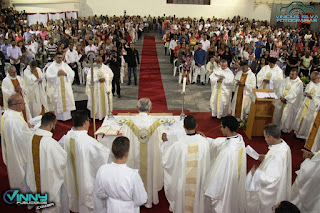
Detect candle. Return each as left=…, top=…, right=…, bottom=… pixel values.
left=106, top=74, right=110, bottom=92
left=182, top=77, right=187, bottom=93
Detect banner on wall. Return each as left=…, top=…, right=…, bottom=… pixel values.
left=27, top=11, right=78, bottom=26
left=275, top=1, right=318, bottom=23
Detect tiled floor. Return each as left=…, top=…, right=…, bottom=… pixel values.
left=72, top=32, right=212, bottom=113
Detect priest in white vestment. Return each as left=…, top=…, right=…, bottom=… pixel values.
left=273, top=69, right=303, bottom=133
left=256, top=57, right=284, bottom=95
left=246, top=124, right=292, bottom=213
left=209, top=60, right=234, bottom=119
left=291, top=149, right=320, bottom=213
left=162, top=115, right=210, bottom=213
left=204, top=116, right=246, bottom=213
left=63, top=110, right=110, bottom=213
left=304, top=105, right=320, bottom=153
left=231, top=61, right=256, bottom=121
left=23, top=60, right=48, bottom=118
left=46, top=52, right=75, bottom=121
left=2, top=66, right=32, bottom=121
left=1, top=94, right=33, bottom=190
left=293, top=71, right=320, bottom=139
left=122, top=98, right=164, bottom=208
left=95, top=136, right=148, bottom=213
left=26, top=112, right=69, bottom=213
left=86, top=56, right=114, bottom=120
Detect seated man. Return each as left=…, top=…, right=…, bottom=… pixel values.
left=63, top=110, right=110, bottom=213
left=209, top=59, right=234, bottom=119
left=273, top=69, right=303, bottom=133
left=95, top=136, right=148, bottom=212
left=204, top=116, right=246, bottom=213
left=231, top=61, right=256, bottom=121
left=246, top=124, right=292, bottom=213
left=122, top=98, right=164, bottom=208
left=162, top=115, right=210, bottom=213
left=291, top=149, right=320, bottom=213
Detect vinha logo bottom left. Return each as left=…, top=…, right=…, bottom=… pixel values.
left=3, top=189, right=55, bottom=210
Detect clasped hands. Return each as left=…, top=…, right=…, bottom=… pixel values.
left=57, top=70, right=67, bottom=77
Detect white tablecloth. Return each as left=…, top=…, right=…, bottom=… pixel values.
left=97, top=115, right=186, bottom=151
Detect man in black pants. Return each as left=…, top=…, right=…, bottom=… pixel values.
left=125, top=43, right=140, bottom=85
left=108, top=50, right=121, bottom=98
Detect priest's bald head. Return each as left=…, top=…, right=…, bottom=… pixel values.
left=8, top=93, right=25, bottom=112
left=137, top=98, right=152, bottom=113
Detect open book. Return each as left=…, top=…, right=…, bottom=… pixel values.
left=256, top=92, right=278, bottom=99
left=246, top=145, right=260, bottom=160
left=95, top=125, right=122, bottom=136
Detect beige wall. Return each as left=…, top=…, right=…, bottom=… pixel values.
left=12, top=0, right=272, bottom=22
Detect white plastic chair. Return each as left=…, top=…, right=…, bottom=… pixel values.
left=20, top=63, right=25, bottom=78
left=4, top=62, right=11, bottom=76
left=178, top=65, right=183, bottom=83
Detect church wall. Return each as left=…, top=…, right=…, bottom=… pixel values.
left=252, top=4, right=271, bottom=21
left=13, top=0, right=256, bottom=20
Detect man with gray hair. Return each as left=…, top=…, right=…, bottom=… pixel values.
left=1, top=93, right=33, bottom=191
left=209, top=59, right=234, bottom=119
left=2, top=65, right=31, bottom=121
left=121, top=97, right=164, bottom=208
left=246, top=124, right=292, bottom=213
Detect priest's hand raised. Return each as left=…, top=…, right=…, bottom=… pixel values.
left=162, top=133, right=168, bottom=142
left=58, top=70, right=67, bottom=76
left=99, top=78, right=106, bottom=83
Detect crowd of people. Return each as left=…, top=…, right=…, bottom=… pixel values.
left=161, top=15, right=320, bottom=153
left=0, top=4, right=320, bottom=213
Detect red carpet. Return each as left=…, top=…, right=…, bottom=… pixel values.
left=138, top=36, right=168, bottom=112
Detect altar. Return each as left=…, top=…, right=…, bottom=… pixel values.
left=96, top=113, right=186, bottom=160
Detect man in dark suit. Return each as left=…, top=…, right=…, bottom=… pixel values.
left=247, top=53, right=258, bottom=74
left=125, top=43, right=140, bottom=85
left=107, top=50, right=121, bottom=98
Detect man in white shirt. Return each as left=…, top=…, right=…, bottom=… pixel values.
left=169, top=37, right=177, bottom=64
left=63, top=110, right=110, bottom=213
left=46, top=52, right=75, bottom=121
left=204, top=116, right=246, bottom=213
left=65, top=43, right=81, bottom=85
left=200, top=34, right=210, bottom=52
left=26, top=112, right=69, bottom=212
left=273, top=69, right=303, bottom=133
left=85, top=40, right=98, bottom=55
left=7, top=40, right=22, bottom=75
left=95, top=136, right=147, bottom=213
left=246, top=124, right=292, bottom=213
left=1, top=94, right=33, bottom=191
left=162, top=115, right=210, bottom=213
left=291, top=149, right=320, bottom=213
left=209, top=60, right=234, bottom=119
